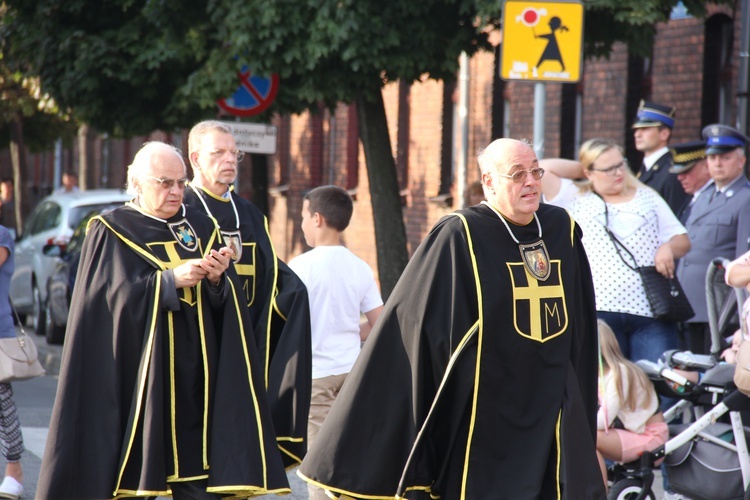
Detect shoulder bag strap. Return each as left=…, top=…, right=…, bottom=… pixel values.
left=594, top=193, right=639, bottom=271
left=7, top=299, right=27, bottom=340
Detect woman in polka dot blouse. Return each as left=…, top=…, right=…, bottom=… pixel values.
left=540, top=138, right=691, bottom=367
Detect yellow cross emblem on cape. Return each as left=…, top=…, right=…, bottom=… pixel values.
left=507, top=260, right=568, bottom=342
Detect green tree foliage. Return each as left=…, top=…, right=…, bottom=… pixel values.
left=0, top=54, right=75, bottom=227
left=2, top=0, right=219, bottom=136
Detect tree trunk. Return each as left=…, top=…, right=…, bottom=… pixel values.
left=9, top=115, right=28, bottom=234
left=77, top=123, right=94, bottom=190
left=250, top=153, right=269, bottom=216
left=356, top=91, right=409, bottom=301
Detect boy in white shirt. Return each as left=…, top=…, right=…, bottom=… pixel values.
left=288, top=185, right=383, bottom=500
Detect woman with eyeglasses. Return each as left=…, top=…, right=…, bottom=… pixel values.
left=540, top=138, right=690, bottom=368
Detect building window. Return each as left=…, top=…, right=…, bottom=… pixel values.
left=345, top=104, right=359, bottom=191
left=559, top=83, right=580, bottom=159
left=438, top=80, right=456, bottom=197
left=396, top=80, right=410, bottom=191
left=491, top=45, right=506, bottom=142
left=702, top=14, right=734, bottom=126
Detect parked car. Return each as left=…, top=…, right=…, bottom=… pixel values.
left=9, top=190, right=131, bottom=338
left=43, top=208, right=111, bottom=344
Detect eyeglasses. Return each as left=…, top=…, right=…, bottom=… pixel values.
left=208, top=149, right=245, bottom=162
left=590, top=161, right=627, bottom=176
left=496, top=168, right=545, bottom=183
left=148, top=176, right=189, bottom=190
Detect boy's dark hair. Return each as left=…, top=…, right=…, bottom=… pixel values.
left=304, top=185, right=353, bottom=232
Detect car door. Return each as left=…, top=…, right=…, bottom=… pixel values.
left=10, top=201, right=61, bottom=311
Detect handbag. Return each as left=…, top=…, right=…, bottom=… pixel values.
left=0, top=300, right=45, bottom=383
left=637, top=265, right=695, bottom=322
left=597, top=195, right=695, bottom=323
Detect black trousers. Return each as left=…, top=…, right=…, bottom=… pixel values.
left=147, top=479, right=222, bottom=500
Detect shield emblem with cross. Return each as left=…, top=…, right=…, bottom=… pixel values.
left=507, top=260, right=568, bottom=342
left=167, top=219, right=199, bottom=252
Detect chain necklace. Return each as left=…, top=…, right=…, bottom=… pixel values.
left=481, top=201, right=550, bottom=281
left=190, top=184, right=241, bottom=229
left=189, top=184, right=243, bottom=261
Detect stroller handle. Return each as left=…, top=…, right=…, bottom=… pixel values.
left=705, top=258, right=733, bottom=357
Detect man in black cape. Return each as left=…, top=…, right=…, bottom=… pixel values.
left=184, top=120, right=311, bottom=467
left=298, top=138, right=604, bottom=499
left=38, top=142, right=289, bottom=499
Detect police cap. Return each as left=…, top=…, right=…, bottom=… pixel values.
left=632, top=100, right=676, bottom=129
left=702, top=124, right=749, bottom=155
left=668, top=141, right=706, bottom=174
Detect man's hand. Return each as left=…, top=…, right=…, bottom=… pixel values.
left=173, top=259, right=208, bottom=289
left=200, top=246, right=233, bottom=286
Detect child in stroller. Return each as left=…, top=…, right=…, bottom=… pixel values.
left=597, top=319, right=669, bottom=492
left=607, top=258, right=750, bottom=500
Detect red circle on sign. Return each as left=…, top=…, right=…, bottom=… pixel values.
left=523, top=9, right=538, bottom=25
left=217, top=71, right=279, bottom=117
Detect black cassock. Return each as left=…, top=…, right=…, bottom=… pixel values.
left=299, top=203, right=604, bottom=499
left=184, top=185, right=312, bottom=468
left=38, top=203, right=289, bottom=499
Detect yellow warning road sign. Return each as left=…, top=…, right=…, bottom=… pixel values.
left=501, top=0, right=584, bottom=83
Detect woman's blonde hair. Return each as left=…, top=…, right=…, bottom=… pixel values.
left=576, top=138, right=641, bottom=194
left=598, top=319, right=657, bottom=411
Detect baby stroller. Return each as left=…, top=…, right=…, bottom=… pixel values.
left=607, top=258, right=750, bottom=500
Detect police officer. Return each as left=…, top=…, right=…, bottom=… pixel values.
left=676, top=124, right=750, bottom=354
left=633, top=100, right=690, bottom=215
left=668, top=141, right=712, bottom=224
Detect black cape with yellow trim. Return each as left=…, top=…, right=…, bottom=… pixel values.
left=298, top=203, right=604, bottom=499
left=37, top=203, right=289, bottom=499
left=184, top=185, right=311, bottom=468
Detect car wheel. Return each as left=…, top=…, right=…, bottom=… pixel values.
left=44, top=298, right=65, bottom=345
left=32, top=284, right=47, bottom=337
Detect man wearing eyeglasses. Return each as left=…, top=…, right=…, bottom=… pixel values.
left=632, top=100, right=690, bottom=216
left=38, top=142, right=291, bottom=498
left=298, top=138, right=603, bottom=499
left=184, top=120, right=312, bottom=469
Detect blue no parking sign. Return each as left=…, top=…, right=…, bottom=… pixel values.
left=217, top=67, right=279, bottom=117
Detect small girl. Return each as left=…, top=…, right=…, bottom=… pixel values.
left=596, top=319, right=668, bottom=488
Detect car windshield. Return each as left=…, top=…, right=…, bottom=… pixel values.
left=68, top=203, right=124, bottom=230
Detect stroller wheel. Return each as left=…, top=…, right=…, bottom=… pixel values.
left=607, top=478, right=655, bottom=500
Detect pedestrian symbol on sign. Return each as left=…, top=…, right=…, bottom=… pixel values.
left=533, top=16, right=569, bottom=71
